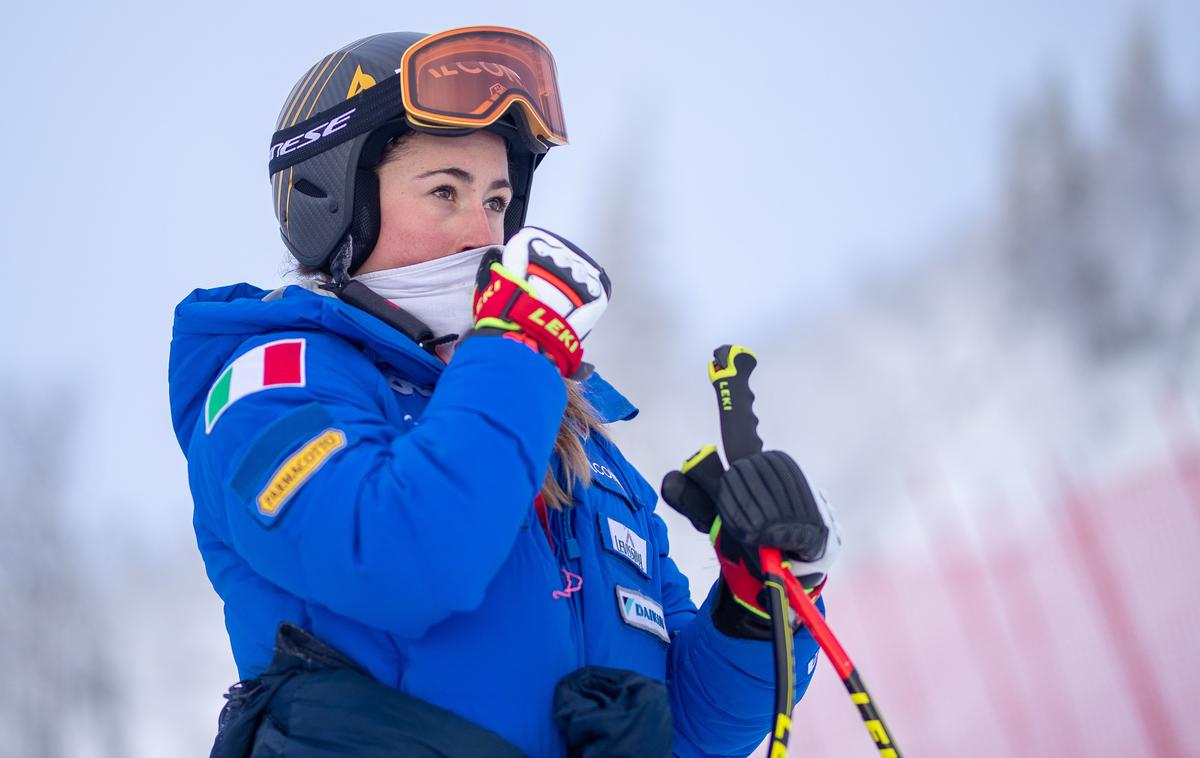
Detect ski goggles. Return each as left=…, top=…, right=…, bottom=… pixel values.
left=400, top=26, right=568, bottom=147
left=269, top=26, right=567, bottom=176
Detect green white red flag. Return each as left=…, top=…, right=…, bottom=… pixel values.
left=205, top=338, right=306, bottom=433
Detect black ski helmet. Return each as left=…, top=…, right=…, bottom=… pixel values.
left=268, top=29, right=565, bottom=275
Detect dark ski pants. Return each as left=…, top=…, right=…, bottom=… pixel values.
left=208, top=623, right=524, bottom=757
left=208, top=623, right=673, bottom=757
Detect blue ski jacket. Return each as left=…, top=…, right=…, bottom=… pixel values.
left=168, top=282, right=822, bottom=758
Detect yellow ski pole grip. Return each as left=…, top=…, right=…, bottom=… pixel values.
left=708, top=345, right=762, bottom=464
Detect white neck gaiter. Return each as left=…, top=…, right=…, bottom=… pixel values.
left=353, top=246, right=494, bottom=359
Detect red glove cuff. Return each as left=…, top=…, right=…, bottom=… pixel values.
left=715, top=533, right=826, bottom=621
left=474, top=269, right=583, bottom=377
left=717, top=547, right=771, bottom=618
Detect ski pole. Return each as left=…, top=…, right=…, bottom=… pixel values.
left=708, top=345, right=902, bottom=758
left=707, top=346, right=795, bottom=757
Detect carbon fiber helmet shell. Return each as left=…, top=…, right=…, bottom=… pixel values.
left=270, top=31, right=546, bottom=274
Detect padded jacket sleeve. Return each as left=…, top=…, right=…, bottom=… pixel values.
left=188, top=331, right=566, bottom=640
left=651, top=505, right=824, bottom=758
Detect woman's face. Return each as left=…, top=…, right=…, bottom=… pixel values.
left=358, top=130, right=512, bottom=274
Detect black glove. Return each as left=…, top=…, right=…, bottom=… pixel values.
left=553, top=666, right=672, bottom=758
left=661, top=447, right=840, bottom=640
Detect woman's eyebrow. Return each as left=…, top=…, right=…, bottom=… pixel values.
left=416, top=167, right=511, bottom=192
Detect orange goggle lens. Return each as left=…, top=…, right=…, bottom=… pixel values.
left=401, top=26, right=568, bottom=147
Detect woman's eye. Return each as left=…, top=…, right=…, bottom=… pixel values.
left=432, top=186, right=455, bottom=201
left=486, top=196, right=509, bottom=213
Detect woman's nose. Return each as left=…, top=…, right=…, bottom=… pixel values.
left=458, top=207, right=500, bottom=253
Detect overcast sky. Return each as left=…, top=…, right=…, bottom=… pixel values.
left=2, top=0, right=1196, bottom=544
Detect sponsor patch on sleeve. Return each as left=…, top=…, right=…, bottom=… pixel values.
left=254, top=428, right=346, bottom=524
left=229, top=403, right=334, bottom=500
left=598, top=515, right=651, bottom=578
left=615, top=586, right=670, bottom=644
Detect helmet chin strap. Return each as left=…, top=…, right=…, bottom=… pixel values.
left=328, top=236, right=355, bottom=286
left=321, top=235, right=455, bottom=357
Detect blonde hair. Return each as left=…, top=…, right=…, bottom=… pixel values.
left=543, top=379, right=609, bottom=510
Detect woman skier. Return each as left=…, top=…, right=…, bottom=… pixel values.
left=168, top=25, right=840, bottom=758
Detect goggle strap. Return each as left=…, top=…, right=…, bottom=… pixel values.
left=268, top=75, right=406, bottom=176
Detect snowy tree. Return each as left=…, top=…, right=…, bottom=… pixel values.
left=1000, top=76, right=1100, bottom=336
left=1091, top=19, right=1189, bottom=354
left=0, top=385, right=126, bottom=758
left=1160, top=39, right=1200, bottom=367
left=1001, top=21, right=1197, bottom=361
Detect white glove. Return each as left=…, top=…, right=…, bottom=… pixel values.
left=472, top=227, right=611, bottom=378
left=499, top=227, right=610, bottom=342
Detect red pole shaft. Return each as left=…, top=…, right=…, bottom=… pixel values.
left=768, top=552, right=854, bottom=679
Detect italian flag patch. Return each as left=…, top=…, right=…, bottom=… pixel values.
left=205, top=338, right=307, bottom=433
